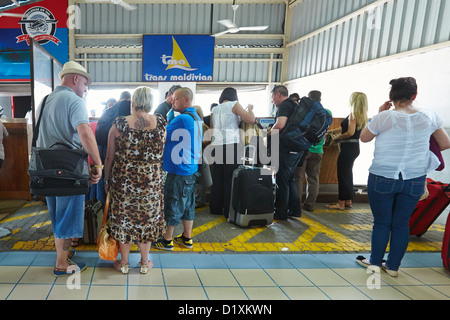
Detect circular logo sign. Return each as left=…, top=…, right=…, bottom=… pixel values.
left=17, top=6, right=60, bottom=45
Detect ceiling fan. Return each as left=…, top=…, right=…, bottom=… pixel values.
left=89, top=0, right=137, bottom=11
left=213, top=4, right=268, bottom=37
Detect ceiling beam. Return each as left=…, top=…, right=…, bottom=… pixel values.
left=74, top=45, right=284, bottom=55
left=75, top=33, right=284, bottom=40
left=78, top=0, right=287, bottom=4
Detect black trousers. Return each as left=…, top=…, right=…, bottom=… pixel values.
left=209, top=143, right=242, bottom=218
left=337, top=143, right=360, bottom=201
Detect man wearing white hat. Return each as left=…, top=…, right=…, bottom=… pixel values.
left=36, top=61, right=102, bottom=276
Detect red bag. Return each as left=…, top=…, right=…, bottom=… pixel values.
left=409, top=179, right=450, bottom=237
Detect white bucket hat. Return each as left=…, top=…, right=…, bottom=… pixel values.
left=59, top=61, right=92, bottom=85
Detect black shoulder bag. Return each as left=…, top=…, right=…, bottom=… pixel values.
left=28, top=95, right=90, bottom=197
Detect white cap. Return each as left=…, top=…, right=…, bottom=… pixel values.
left=59, top=61, right=92, bottom=85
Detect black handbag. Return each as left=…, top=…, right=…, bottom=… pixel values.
left=28, top=96, right=90, bottom=197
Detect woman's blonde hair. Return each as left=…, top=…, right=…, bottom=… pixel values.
left=193, top=105, right=204, bottom=120
left=132, top=86, right=153, bottom=113
left=350, top=92, right=368, bottom=130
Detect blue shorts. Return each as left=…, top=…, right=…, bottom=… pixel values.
left=164, top=173, right=196, bottom=226
left=46, top=195, right=85, bottom=239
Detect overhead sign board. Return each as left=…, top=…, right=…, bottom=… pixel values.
left=0, top=0, right=68, bottom=82
left=143, top=35, right=214, bottom=82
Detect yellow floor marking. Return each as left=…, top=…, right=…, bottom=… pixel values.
left=314, top=209, right=373, bottom=214
left=0, top=209, right=48, bottom=224
left=4, top=209, right=445, bottom=253
left=32, top=220, right=52, bottom=228
left=429, top=225, right=445, bottom=233
left=294, top=216, right=368, bottom=251
left=340, top=224, right=373, bottom=231
left=340, top=224, right=445, bottom=233
left=407, top=241, right=443, bottom=251
left=227, top=225, right=270, bottom=245
left=9, top=234, right=443, bottom=253
left=191, top=216, right=227, bottom=237
left=22, top=201, right=45, bottom=207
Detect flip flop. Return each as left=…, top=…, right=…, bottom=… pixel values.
left=113, top=260, right=129, bottom=274
left=325, top=203, right=345, bottom=211
left=54, top=259, right=87, bottom=277
left=139, top=260, right=154, bottom=274
left=71, top=238, right=83, bottom=247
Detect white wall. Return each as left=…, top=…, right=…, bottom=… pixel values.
left=157, top=82, right=197, bottom=105
left=286, top=45, right=450, bottom=185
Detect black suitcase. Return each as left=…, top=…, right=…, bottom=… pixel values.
left=228, top=146, right=275, bottom=227
left=228, top=165, right=275, bottom=227
left=83, top=199, right=103, bottom=244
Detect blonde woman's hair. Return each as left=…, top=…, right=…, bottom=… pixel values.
left=132, top=86, right=153, bottom=113
left=350, top=92, right=368, bottom=130
left=193, top=105, right=204, bottom=120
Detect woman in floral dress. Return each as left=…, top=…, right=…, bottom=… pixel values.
left=104, top=86, right=166, bottom=274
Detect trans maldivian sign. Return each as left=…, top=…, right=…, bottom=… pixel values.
left=143, top=35, right=214, bottom=82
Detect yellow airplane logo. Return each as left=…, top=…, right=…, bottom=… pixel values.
left=161, top=37, right=198, bottom=72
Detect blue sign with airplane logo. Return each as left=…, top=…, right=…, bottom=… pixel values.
left=143, top=35, right=214, bottom=82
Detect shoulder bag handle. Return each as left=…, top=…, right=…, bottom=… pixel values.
left=32, top=95, right=50, bottom=147
left=48, top=142, right=75, bottom=150
left=102, top=192, right=110, bottom=228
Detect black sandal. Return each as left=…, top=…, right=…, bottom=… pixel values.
left=71, top=238, right=82, bottom=247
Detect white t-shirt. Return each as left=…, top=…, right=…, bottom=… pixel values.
left=211, top=101, right=240, bottom=146
left=368, top=109, right=443, bottom=180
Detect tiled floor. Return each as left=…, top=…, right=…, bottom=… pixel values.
left=1, top=251, right=450, bottom=300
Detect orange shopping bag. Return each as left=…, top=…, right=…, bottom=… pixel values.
left=97, top=193, right=119, bottom=261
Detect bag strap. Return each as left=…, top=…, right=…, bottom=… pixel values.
left=102, top=192, right=110, bottom=228
left=184, top=111, right=202, bottom=138
left=32, top=95, right=49, bottom=147
left=184, top=111, right=203, bottom=149
left=184, top=111, right=204, bottom=170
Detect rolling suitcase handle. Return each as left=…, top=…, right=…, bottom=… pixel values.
left=241, top=145, right=257, bottom=167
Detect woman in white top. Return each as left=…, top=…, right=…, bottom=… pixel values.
left=209, top=87, right=255, bottom=217
left=357, top=77, right=450, bottom=277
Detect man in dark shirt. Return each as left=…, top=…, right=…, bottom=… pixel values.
left=95, top=91, right=131, bottom=149
left=154, top=85, right=181, bottom=121
left=270, top=85, right=304, bottom=220
left=94, top=91, right=131, bottom=203
left=203, top=103, right=217, bottom=128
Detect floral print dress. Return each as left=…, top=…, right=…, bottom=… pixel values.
left=109, top=115, right=166, bottom=244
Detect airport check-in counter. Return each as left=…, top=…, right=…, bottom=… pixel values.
left=0, top=118, right=31, bottom=200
